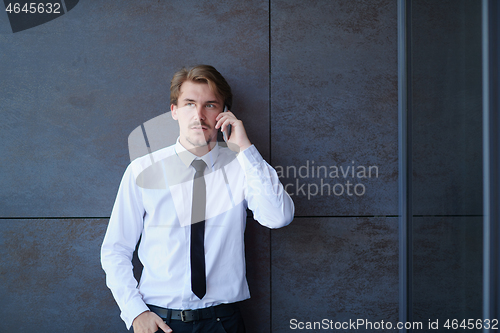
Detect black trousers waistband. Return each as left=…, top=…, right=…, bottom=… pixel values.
left=147, top=303, right=236, bottom=323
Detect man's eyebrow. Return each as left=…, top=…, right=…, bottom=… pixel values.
left=182, top=98, right=220, bottom=104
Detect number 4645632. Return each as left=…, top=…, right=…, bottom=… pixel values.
left=443, top=319, right=498, bottom=330
left=5, top=2, right=61, bottom=14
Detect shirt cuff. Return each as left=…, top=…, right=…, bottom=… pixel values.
left=122, top=300, right=150, bottom=330
left=236, top=144, right=264, bottom=170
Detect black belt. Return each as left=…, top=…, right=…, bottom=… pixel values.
left=147, top=303, right=235, bottom=323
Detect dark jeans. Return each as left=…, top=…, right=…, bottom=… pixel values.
left=155, top=307, right=245, bottom=333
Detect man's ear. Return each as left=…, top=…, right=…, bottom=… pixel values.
left=171, top=104, right=178, bottom=120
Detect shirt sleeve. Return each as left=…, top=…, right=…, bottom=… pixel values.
left=237, top=145, right=295, bottom=228
left=100, top=163, right=150, bottom=330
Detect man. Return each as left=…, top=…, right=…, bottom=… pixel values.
left=101, top=65, right=294, bottom=333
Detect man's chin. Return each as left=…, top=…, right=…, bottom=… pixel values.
left=186, top=136, right=211, bottom=148
left=192, top=141, right=209, bottom=148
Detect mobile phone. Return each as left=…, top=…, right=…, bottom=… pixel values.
left=222, top=105, right=232, bottom=142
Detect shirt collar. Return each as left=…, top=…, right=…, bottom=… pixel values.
left=174, top=138, right=219, bottom=170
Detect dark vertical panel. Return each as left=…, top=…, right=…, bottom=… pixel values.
left=409, top=0, right=483, bottom=325
left=483, top=0, right=500, bottom=323
left=398, top=0, right=411, bottom=326
left=270, top=0, right=398, bottom=216
left=411, top=0, right=483, bottom=216
left=270, top=0, right=399, bottom=331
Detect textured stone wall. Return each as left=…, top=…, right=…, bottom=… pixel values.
left=0, top=1, right=398, bottom=332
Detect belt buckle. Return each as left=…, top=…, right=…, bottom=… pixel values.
left=180, top=309, right=190, bottom=322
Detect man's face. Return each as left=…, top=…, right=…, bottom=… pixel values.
left=171, top=81, right=223, bottom=151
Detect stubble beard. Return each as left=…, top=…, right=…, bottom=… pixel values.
left=186, top=121, right=215, bottom=148
left=186, top=136, right=211, bottom=148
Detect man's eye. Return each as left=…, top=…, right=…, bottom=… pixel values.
left=206, top=104, right=215, bottom=108
left=186, top=103, right=195, bottom=107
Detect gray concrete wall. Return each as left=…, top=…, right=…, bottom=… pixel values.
left=0, top=1, right=398, bottom=332
left=410, top=0, right=483, bottom=324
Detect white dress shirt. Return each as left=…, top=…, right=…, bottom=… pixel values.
left=101, top=139, right=294, bottom=329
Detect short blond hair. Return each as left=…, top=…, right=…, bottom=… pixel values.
left=170, top=65, right=233, bottom=109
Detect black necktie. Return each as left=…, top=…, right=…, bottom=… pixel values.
left=191, top=159, right=207, bottom=299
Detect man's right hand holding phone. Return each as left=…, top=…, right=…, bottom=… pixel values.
left=215, top=110, right=252, bottom=153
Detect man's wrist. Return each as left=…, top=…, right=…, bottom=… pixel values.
left=239, top=141, right=252, bottom=152
left=126, top=301, right=151, bottom=329
left=133, top=310, right=150, bottom=323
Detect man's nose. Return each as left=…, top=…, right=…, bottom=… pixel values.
left=194, top=105, right=205, bottom=120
